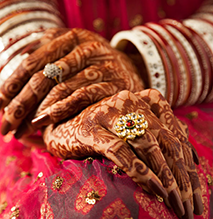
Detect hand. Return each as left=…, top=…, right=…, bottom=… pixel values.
left=43, top=89, right=203, bottom=219
left=0, top=28, right=144, bottom=137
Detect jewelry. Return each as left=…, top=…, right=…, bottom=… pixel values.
left=111, top=29, right=167, bottom=98
left=43, top=63, right=63, bottom=84
left=114, top=112, right=148, bottom=140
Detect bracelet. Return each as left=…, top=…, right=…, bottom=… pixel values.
left=0, top=21, right=58, bottom=52
left=183, top=18, right=213, bottom=102
left=0, top=32, right=44, bottom=70
left=146, top=22, right=188, bottom=107
left=111, top=29, right=167, bottom=97
left=0, top=1, right=58, bottom=20
left=162, top=19, right=211, bottom=104
left=134, top=25, right=174, bottom=105
left=0, top=53, right=29, bottom=87
left=162, top=22, right=203, bottom=106
left=0, top=11, right=64, bottom=35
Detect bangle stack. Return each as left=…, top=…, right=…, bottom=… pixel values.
left=111, top=1, right=213, bottom=107
left=0, top=0, right=64, bottom=87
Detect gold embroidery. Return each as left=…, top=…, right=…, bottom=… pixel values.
left=93, top=18, right=104, bottom=32
left=20, top=172, right=31, bottom=178
left=129, top=14, right=143, bottom=28
left=6, top=156, right=16, bottom=166
left=40, top=186, right=54, bottom=219
left=207, top=174, right=213, bottom=186
left=167, top=0, right=176, bottom=5
left=75, top=175, right=107, bottom=214
left=52, top=176, right=64, bottom=190
left=101, top=198, right=131, bottom=219
left=52, top=169, right=82, bottom=194
left=156, top=195, right=163, bottom=203
left=0, top=201, right=7, bottom=214
left=10, top=206, right=19, bottom=219
left=83, top=157, right=94, bottom=163
left=186, top=111, right=198, bottom=120
left=34, top=172, right=43, bottom=184
left=85, top=190, right=101, bottom=205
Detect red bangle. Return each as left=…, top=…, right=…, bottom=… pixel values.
left=147, top=22, right=190, bottom=107
left=161, top=19, right=207, bottom=104
left=133, top=25, right=174, bottom=106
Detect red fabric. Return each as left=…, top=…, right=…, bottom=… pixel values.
left=0, top=0, right=213, bottom=218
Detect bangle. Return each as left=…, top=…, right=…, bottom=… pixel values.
left=0, top=21, right=58, bottom=52
left=0, top=53, right=29, bottom=87
left=134, top=25, right=174, bottom=106
left=161, top=20, right=203, bottom=106
left=0, top=1, right=59, bottom=21
left=183, top=18, right=213, bottom=102
left=111, top=29, right=167, bottom=97
left=146, top=22, right=188, bottom=107
left=0, top=32, right=44, bottom=70
left=0, top=11, right=64, bottom=35
left=162, top=19, right=211, bottom=104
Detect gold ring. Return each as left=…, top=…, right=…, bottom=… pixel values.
left=43, top=63, right=62, bottom=84
left=114, top=112, right=148, bottom=140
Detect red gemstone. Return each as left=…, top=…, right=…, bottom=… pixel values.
left=126, top=120, right=135, bottom=128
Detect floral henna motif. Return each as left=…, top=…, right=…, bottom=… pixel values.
left=137, top=89, right=203, bottom=215
left=1, top=28, right=144, bottom=136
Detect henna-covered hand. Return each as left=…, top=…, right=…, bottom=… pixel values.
left=43, top=89, right=202, bottom=219
left=0, top=28, right=144, bottom=137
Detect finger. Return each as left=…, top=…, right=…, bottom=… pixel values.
left=1, top=70, right=55, bottom=135
left=135, top=88, right=200, bottom=165
left=129, top=130, right=185, bottom=218
left=21, top=28, right=70, bottom=55
left=0, top=28, right=108, bottom=108
left=1, top=40, right=115, bottom=135
left=136, top=89, right=203, bottom=215
left=31, top=81, right=126, bottom=130
left=35, top=64, right=106, bottom=114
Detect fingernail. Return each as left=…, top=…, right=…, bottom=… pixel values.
left=31, top=114, right=51, bottom=127
left=182, top=200, right=193, bottom=219
left=1, top=120, right=11, bottom=135
left=147, top=178, right=168, bottom=199
left=14, top=123, right=27, bottom=139
left=193, top=193, right=203, bottom=215
left=168, top=189, right=185, bottom=218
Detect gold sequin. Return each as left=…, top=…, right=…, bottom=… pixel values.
left=52, top=176, right=64, bottom=190
left=93, top=18, right=104, bottom=32
left=111, top=165, right=121, bottom=175
left=20, top=172, right=31, bottom=178
left=85, top=190, right=101, bottom=205
left=129, top=14, right=143, bottom=28
left=76, top=0, right=82, bottom=7
left=167, top=0, right=176, bottom=5
left=186, top=111, right=198, bottom=120
left=156, top=195, right=164, bottom=203
left=6, top=156, right=16, bottom=166
left=158, top=7, right=166, bottom=18
left=0, top=201, right=7, bottom=214
left=10, top=206, right=19, bottom=219
left=83, top=157, right=94, bottom=163
left=207, top=174, right=213, bottom=186
left=113, top=18, right=121, bottom=28
left=34, top=172, right=43, bottom=184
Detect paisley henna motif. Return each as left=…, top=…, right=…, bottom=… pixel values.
left=0, top=28, right=144, bottom=136
left=43, top=90, right=203, bottom=217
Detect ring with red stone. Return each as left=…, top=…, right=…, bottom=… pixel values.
left=114, top=112, right=148, bottom=140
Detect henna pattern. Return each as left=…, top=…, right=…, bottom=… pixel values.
left=1, top=28, right=144, bottom=136
left=137, top=89, right=203, bottom=215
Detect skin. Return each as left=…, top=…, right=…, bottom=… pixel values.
left=0, top=27, right=203, bottom=218
left=0, top=28, right=144, bottom=136
left=43, top=89, right=202, bottom=218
